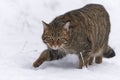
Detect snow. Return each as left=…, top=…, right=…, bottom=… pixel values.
left=0, top=0, right=120, bottom=80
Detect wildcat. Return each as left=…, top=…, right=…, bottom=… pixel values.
left=33, top=4, right=115, bottom=69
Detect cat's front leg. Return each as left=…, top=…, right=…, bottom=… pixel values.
left=33, top=49, right=50, bottom=68
left=33, top=49, right=66, bottom=68
left=78, top=53, right=84, bottom=69
left=78, top=51, right=91, bottom=69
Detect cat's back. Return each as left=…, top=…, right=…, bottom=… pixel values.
left=80, top=4, right=108, bottom=17
left=50, top=4, right=109, bottom=27
left=66, top=4, right=109, bottom=21
left=81, top=4, right=105, bottom=10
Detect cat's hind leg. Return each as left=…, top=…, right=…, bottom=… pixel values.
left=95, top=55, right=102, bottom=64
left=95, top=49, right=103, bottom=64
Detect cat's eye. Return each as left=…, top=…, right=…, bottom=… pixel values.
left=61, top=38, right=67, bottom=42
left=61, top=38, right=64, bottom=41
left=44, top=37, right=53, bottom=42
left=57, top=38, right=60, bottom=41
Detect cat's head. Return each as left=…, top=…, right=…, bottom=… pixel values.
left=42, top=21, right=70, bottom=50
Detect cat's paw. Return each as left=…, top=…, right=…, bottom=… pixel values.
left=33, top=62, right=40, bottom=68
left=33, top=61, right=43, bottom=68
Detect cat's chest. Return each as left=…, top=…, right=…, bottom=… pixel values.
left=66, top=49, right=76, bottom=54
left=62, top=46, right=78, bottom=54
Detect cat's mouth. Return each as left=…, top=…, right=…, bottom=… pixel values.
left=51, top=46, right=59, bottom=50
left=47, top=43, right=64, bottom=50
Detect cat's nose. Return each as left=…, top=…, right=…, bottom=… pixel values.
left=53, top=41, right=58, bottom=45
left=51, top=41, right=60, bottom=50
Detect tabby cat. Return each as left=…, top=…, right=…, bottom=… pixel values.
left=33, top=4, right=115, bottom=69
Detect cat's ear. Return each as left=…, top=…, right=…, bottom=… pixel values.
left=63, top=22, right=70, bottom=31
left=42, top=21, right=49, bottom=30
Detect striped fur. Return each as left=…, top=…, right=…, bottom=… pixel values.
left=33, top=4, right=115, bottom=68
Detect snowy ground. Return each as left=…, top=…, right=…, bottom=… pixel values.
left=0, top=0, right=120, bottom=80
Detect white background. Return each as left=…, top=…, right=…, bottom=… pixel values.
left=0, top=0, right=120, bottom=80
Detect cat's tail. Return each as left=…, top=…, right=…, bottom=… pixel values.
left=103, top=46, right=115, bottom=58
